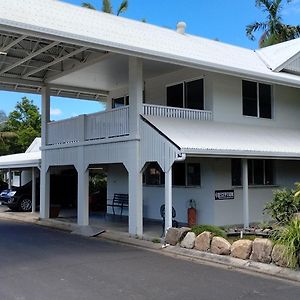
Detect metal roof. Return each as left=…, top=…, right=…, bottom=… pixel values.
left=0, top=0, right=299, bottom=90
left=256, top=38, right=300, bottom=73
left=0, top=138, right=41, bottom=169
left=144, top=116, right=300, bottom=159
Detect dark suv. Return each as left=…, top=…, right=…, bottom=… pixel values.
left=0, top=173, right=77, bottom=212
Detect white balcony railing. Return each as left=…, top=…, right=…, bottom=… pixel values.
left=47, top=106, right=129, bottom=145
left=143, top=104, right=213, bottom=121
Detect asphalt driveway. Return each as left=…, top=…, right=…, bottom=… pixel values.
left=0, top=219, right=299, bottom=300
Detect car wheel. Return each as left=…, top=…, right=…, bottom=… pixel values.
left=19, top=197, right=32, bottom=212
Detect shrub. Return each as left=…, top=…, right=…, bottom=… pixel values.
left=264, top=186, right=300, bottom=224
left=191, top=224, right=226, bottom=238
left=271, top=218, right=300, bottom=269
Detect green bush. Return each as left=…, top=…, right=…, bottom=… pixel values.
left=191, top=224, right=226, bottom=238
left=264, top=186, right=300, bottom=224
left=272, top=218, right=300, bottom=269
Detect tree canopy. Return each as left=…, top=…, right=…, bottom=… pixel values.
left=246, top=0, right=300, bottom=48
left=3, top=97, right=41, bottom=154
left=82, top=0, right=128, bottom=16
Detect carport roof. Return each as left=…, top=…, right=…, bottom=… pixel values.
left=144, top=116, right=300, bottom=159
left=0, top=151, right=41, bottom=169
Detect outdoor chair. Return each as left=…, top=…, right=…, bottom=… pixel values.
left=160, top=204, right=178, bottom=236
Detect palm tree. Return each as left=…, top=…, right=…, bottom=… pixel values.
left=82, top=0, right=128, bottom=16
left=246, top=0, right=300, bottom=47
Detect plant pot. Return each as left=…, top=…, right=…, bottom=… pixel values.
left=50, top=205, right=60, bottom=218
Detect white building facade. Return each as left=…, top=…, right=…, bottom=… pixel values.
left=0, top=0, right=300, bottom=236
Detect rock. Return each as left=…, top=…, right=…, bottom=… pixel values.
left=165, top=228, right=180, bottom=246
left=180, top=232, right=196, bottom=249
left=230, top=239, right=253, bottom=260
left=211, top=237, right=231, bottom=255
left=177, top=227, right=191, bottom=242
left=194, top=231, right=212, bottom=252
left=271, top=244, right=289, bottom=267
left=250, top=238, right=273, bottom=263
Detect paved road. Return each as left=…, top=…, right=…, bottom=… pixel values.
left=0, top=220, right=299, bottom=300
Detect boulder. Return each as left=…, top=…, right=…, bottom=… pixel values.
left=230, top=239, right=252, bottom=260
left=271, top=244, right=289, bottom=268
left=165, top=228, right=180, bottom=246
left=180, top=232, right=196, bottom=249
left=177, top=227, right=191, bottom=242
left=194, top=231, right=212, bottom=252
left=250, top=238, right=273, bottom=263
left=211, top=237, right=231, bottom=255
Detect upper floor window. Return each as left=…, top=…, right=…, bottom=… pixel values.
left=112, top=95, right=129, bottom=109
left=242, top=80, right=272, bottom=119
left=143, top=162, right=201, bottom=187
left=231, top=158, right=274, bottom=186
left=167, top=78, right=204, bottom=110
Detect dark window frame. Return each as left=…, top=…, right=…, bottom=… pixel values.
left=231, top=159, right=274, bottom=186
left=166, top=78, right=205, bottom=110
left=242, top=80, right=272, bottom=119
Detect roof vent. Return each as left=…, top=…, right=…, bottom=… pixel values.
left=176, top=22, right=186, bottom=34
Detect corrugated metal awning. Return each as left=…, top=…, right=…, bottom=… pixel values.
left=0, top=152, right=41, bottom=169
left=144, top=116, right=300, bottom=159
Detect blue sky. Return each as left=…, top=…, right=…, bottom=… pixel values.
left=1, top=0, right=300, bottom=120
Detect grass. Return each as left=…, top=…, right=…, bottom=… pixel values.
left=191, top=224, right=226, bottom=238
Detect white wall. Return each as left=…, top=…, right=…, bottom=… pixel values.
left=142, top=67, right=300, bottom=130
left=107, top=158, right=300, bottom=226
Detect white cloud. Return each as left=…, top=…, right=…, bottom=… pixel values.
left=50, top=108, right=62, bottom=116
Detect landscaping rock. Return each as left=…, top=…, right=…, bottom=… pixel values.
left=271, top=244, right=289, bottom=268
left=250, top=238, right=273, bottom=263
left=177, top=227, right=191, bottom=242
left=211, top=237, right=231, bottom=255
left=194, top=231, right=212, bottom=252
left=165, top=228, right=180, bottom=246
left=230, top=239, right=252, bottom=260
left=180, top=232, right=196, bottom=249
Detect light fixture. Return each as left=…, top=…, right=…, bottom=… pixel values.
left=0, top=51, right=7, bottom=55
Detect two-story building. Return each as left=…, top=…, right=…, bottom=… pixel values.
left=1, top=0, right=300, bottom=236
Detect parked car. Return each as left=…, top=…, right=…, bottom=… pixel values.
left=0, top=172, right=78, bottom=212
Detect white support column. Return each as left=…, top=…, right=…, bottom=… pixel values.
left=41, top=86, right=50, bottom=146
left=128, top=56, right=143, bottom=137
left=77, top=147, right=89, bottom=226
left=164, top=166, right=173, bottom=232
left=40, top=85, right=51, bottom=219
left=242, top=158, right=249, bottom=229
left=8, top=169, right=11, bottom=189
left=31, top=168, right=36, bottom=213
left=127, top=142, right=143, bottom=237
left=40, top=165, right=50, bottom=218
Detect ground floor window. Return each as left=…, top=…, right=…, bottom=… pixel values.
left=143, top=162, right=201, bottom=187
left=231, top=159, right=274, bottom=186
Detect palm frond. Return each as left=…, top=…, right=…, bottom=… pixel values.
left=246, top=22, right=268, bottom=40
left=117, top=0, right=128, bottom=16
left=81, top=2, right=96, bottom=10
left=102, top=0, right=112, bottom=14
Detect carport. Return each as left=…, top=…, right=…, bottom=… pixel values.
left=0, top=140, right=41, bottom=212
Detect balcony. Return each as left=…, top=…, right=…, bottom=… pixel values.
left=47, top=104, right=212, bottom=146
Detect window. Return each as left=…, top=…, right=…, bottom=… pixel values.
left=143, top=162, right=164, bottom=185
left=242, top=80, right=272, bottom=118
left=143, top=162, right=201, bottom=187
left=112, top=96, right=129, bottom=109
left=167, top=78, right=204, bottom=110
left=231, top=159, right=274, bottom=186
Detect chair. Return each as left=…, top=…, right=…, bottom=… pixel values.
left=160, top=204, right=179, bottom=236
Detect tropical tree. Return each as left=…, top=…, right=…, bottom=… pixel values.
left=82, top=0, right=128, bottom=16
left=4, top=97, right=41, bottom=153
left=246, top=0, right=300, bottom=47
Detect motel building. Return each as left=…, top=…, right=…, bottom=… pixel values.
left=0, top=0, right=300, bottom=237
